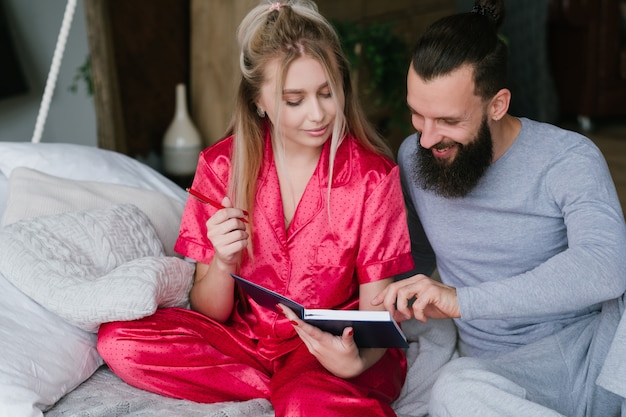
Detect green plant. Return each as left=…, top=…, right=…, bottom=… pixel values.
left=333, top=19, right=411, bottom=140
left=69, top=54, right=93, bottom=96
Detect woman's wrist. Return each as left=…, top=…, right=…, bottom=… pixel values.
left=356, top=348, right=386, bottom=375
left=331, top=347, right=385, bottom=379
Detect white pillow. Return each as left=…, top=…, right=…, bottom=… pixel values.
left=0, top=273, right=102, bottom=417
left=0, top=204, right=194, bottom=333
left=0, top=170, right=7, bottom=218
left=2, top=167, right=185, bottom=257
left=0, top=142, right=187, bottom=202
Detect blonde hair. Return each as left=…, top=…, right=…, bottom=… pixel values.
left=224, top=0, right=392, bottom=234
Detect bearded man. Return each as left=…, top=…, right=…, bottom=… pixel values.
left=373, top=1, right=626, bottom=416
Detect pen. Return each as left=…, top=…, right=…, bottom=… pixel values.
left=186, top=187, right=249, bottom=222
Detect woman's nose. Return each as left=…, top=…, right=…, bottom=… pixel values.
left=308, top=99, right=324, bottom=122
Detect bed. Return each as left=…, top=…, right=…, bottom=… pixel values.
left=0, top=141, right=458, bottom=417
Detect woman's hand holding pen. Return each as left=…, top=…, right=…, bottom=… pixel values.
left=277, top=304, right=368, bottom=379
left=188, top=188, right=249, bottom=223
left=205, top=196, right=249, bottom=268
left=190, top=195, right=247, bottom=322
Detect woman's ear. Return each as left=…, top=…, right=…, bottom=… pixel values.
left=489, top=88, right=511, bottom=121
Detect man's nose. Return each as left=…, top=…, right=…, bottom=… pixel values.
left=418, top=119, right=440, bottom=149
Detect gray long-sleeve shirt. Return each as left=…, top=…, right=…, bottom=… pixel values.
left=398, top=117, right=626, bottom=357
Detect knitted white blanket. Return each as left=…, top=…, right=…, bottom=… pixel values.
left=0, top=204, right=193, bottom=332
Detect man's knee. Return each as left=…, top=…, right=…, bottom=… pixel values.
left=430, top=357, right=536, bottom=417
left=430, top=358, right=483, bottom=415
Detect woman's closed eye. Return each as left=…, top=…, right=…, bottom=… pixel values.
left=284, top=94, right=303, bottom=106
left=283, top=88, right=332, bottom=106
left=285, top=99, right=303, bottom=106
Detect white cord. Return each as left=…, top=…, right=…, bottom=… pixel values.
left=31, top=0, right=77, bottom=143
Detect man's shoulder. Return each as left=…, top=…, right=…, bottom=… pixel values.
left=399, top=132, right=419, bottom=153
left=397, top=133, right=420, bottom=167
left=519, top=118, right=595, bottom=151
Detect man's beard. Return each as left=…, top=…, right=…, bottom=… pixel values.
left=413, top=117, right=493, bottom=198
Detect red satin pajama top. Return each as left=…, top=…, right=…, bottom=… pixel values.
left=174, top=130, right=413, bottom=361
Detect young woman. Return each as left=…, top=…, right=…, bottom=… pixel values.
left=98, top=1, right=413, bottom=416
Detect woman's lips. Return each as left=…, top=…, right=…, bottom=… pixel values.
left=306, top=124, right=329, bottom=137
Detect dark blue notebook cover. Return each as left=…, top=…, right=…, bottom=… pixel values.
left=231, top=274, right=408, bottom=348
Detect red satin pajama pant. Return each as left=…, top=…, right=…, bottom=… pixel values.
left=97, top=307, right=407, bottom=417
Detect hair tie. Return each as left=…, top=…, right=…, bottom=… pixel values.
left=269, top=2, right=282, bottom=12
left=472, top=4, right=495, bottom=19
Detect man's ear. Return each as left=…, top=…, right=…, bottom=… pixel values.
left=489, top=88, right=511, bottom=121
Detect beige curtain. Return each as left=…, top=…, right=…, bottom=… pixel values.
left=190, top=0, right=258, bottom=146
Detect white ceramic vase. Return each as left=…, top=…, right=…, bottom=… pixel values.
left=162, top=83, right=202, bottom=176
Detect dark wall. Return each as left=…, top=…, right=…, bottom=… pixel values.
left=0, top=1, right=28, bottom=99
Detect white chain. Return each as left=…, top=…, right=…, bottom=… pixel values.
left=31, top=0, right=77, bottom=143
